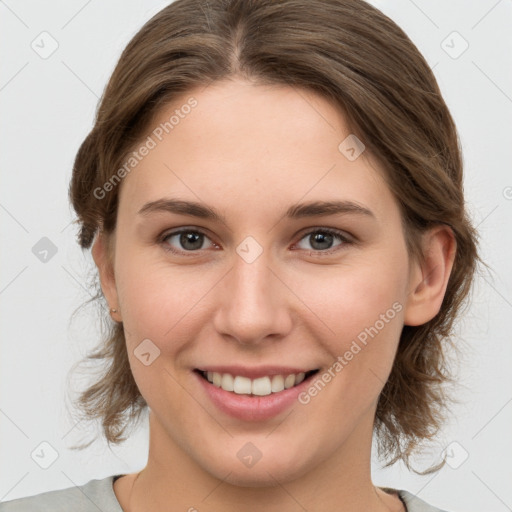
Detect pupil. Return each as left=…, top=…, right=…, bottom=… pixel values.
left=311, top=232, right=332, bottom=250
left=181, top=232, right=202, bottom=250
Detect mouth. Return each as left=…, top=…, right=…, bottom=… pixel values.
left=194, top=368, right=320, bottom=397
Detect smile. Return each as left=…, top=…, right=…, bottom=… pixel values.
left=197, top=369, right=319, bottom=396
left=194, top=368, right=320, bottom=421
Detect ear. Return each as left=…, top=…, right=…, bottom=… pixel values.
left=403, top=225, right=456, bottom=326
left=91, top=231, right=121, bottom=321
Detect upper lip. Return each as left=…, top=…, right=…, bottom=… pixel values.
left=195, top=365, right=318, bottom=380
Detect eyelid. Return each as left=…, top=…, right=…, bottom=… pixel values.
left=295, top=226, right=354, bottom=242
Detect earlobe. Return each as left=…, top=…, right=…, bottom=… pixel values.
left=403, top=225, right=456, bottom=327
left=91, top=232, right=120, bottom=320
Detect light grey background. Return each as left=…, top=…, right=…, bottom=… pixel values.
left=1, top=1, right=511, bottom=510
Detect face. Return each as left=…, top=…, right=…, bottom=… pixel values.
left=96, top=78, right=431, bottom=487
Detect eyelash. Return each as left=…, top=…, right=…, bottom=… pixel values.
left=158, top=227, right=353, bottom=257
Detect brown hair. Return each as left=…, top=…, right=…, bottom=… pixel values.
left=67, top=0, right=482, bottom=471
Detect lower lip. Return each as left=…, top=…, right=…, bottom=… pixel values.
left=194, top=370, right=318, bottom=422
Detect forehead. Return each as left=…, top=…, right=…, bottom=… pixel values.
left=118, top=79, right=394, bottom=222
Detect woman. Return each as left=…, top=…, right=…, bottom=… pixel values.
left=0, top=0, right=480, bottom=510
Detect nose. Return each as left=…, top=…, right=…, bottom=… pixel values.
left=212, top=247, right=293, bottom=346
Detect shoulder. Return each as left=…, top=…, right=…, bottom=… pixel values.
left=398, top=489, right=452, bottom=512
left=0, top=475, right=124, bottom=512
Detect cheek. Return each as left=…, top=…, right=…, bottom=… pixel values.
left=295, top=253, right=406, bottom=338
left=291, top=248, right=407, bottom=393
left=114, top=250, right=218, bottom=362
left=114, top=251, right=183, bottom=340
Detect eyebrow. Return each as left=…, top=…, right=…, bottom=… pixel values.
left=137, top=198, right=375, bottom=222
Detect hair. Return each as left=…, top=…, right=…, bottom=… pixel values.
left=67, top=0, right=482, bottom=472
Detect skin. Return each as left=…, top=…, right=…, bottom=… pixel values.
left=92, top=78, right=456, bottom=512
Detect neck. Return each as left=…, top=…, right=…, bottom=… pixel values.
left=123, top=409, right=404, bottom=512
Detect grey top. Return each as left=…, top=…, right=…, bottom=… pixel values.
left=0, top=475, right=449, bottom=511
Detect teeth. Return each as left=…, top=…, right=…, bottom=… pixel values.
left=212, top=372, right=222, bottom=387
left=252, top=376, right=272, bottom=396
left=203, top=371, right=308, bottom=395
left=284, top=374, right=296, bottom=389
left=270, top=374, right=284, bottom=392
left=234, top=376, right=252, bottom=394
left=221, top=373, right=234, bottom=392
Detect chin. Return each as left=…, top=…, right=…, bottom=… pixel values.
left=196, top=443, right=317, bottom=487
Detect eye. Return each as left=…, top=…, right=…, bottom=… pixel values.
left=294, top=228, right=352, bottom=255
left=159, top=227, right=352, bottom=256
left=160, top=229, right=216, bottom=254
